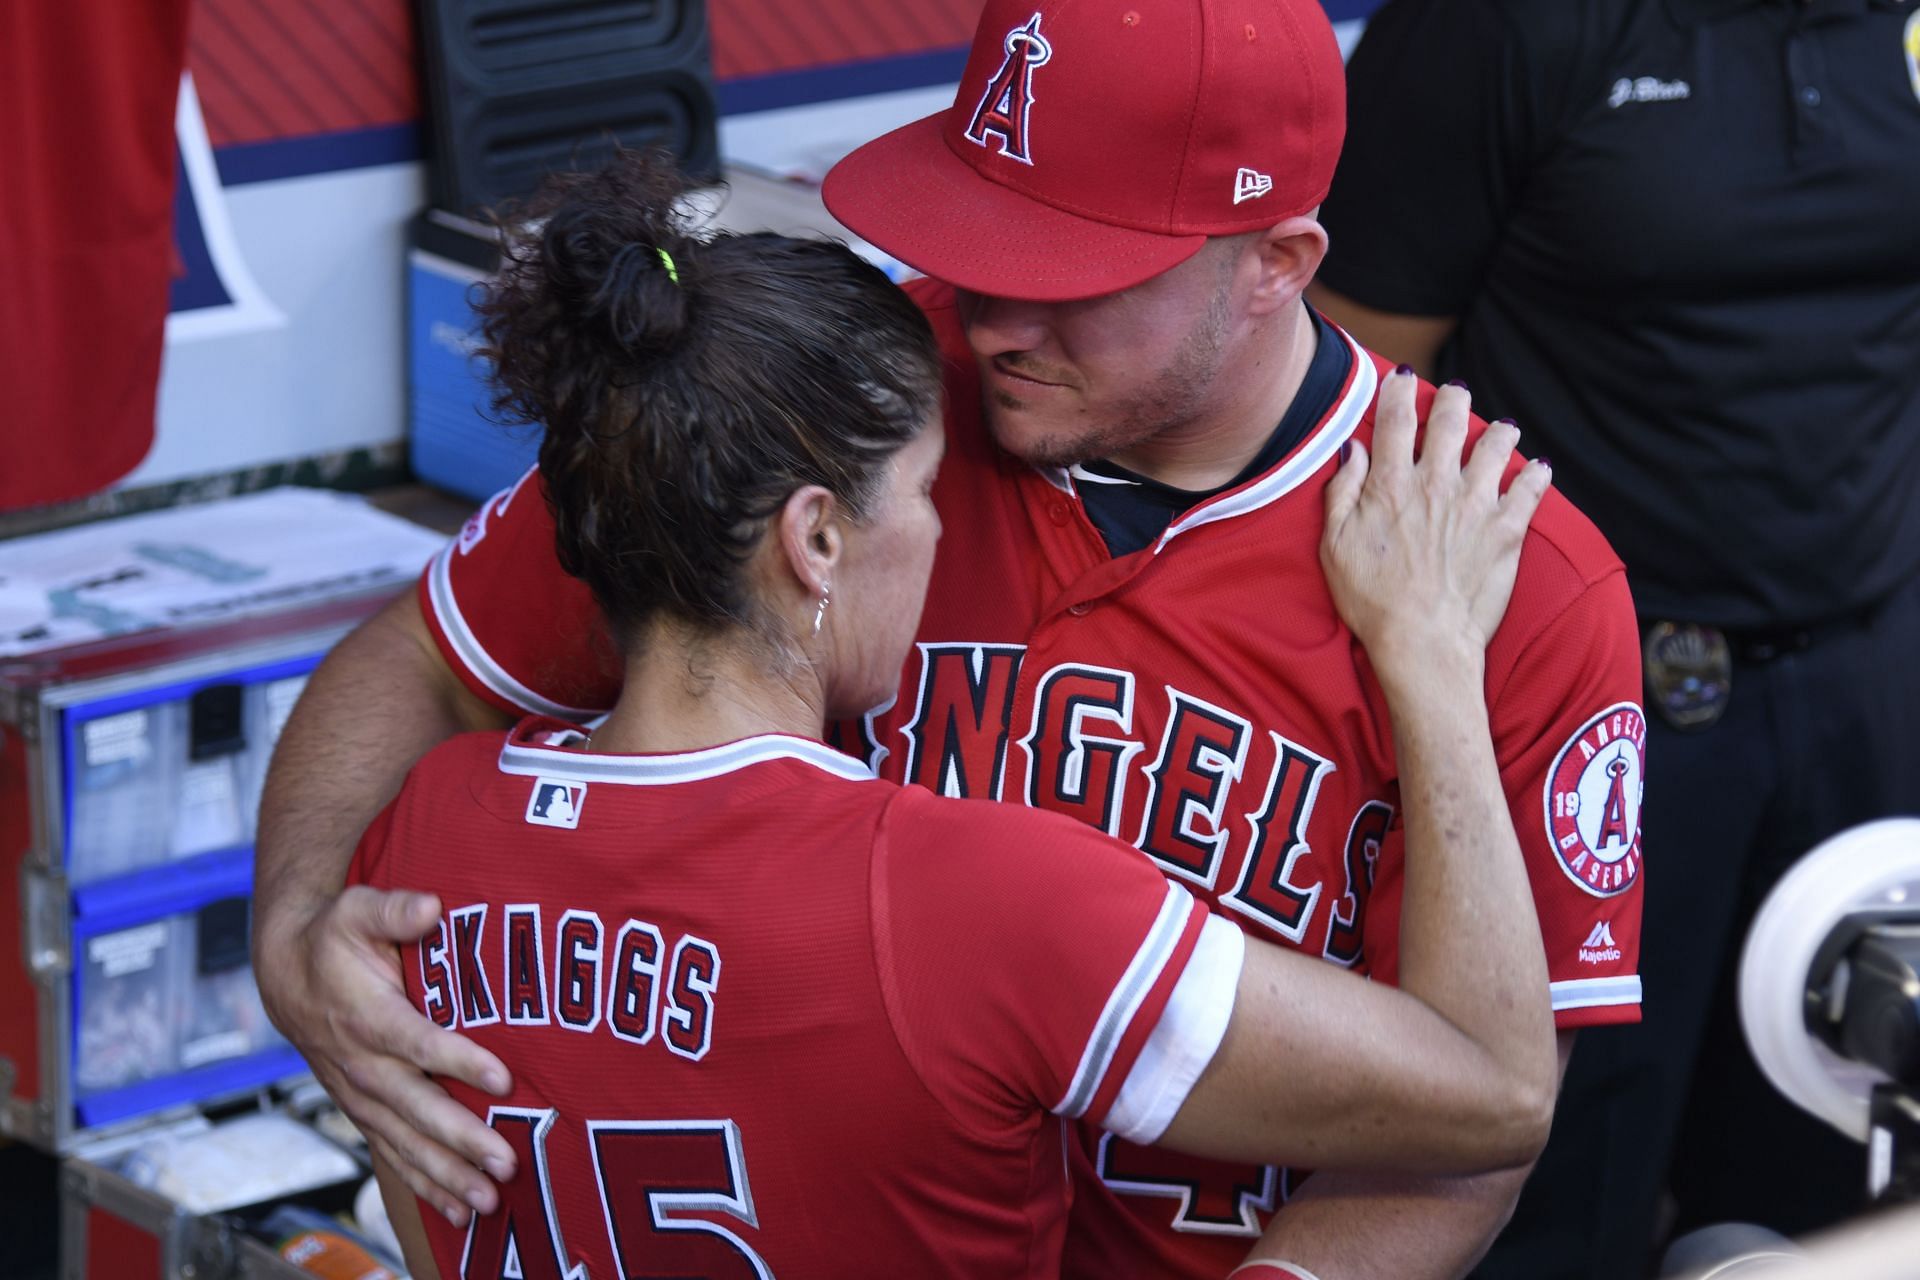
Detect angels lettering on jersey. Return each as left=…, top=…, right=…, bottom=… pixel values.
left=849, top=642, right=1390, bottom=967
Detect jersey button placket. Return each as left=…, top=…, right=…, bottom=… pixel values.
left=1783, top=26, right=1835, bottom=159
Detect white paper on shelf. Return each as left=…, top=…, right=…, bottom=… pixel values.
left=118, top=1112, right=361, bottom=1213
left=0, top=489, right=444, bottom=658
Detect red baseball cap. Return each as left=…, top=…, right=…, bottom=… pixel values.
left=823, top=0, right=1347, bottom=302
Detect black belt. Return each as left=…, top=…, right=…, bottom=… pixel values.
left=1641, top=601, right=1882, bottom=729
left=1670, top=600, right=1883, bottom=666
left=1718, top=622, right=1821, bottom=665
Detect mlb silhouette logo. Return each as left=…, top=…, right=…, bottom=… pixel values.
left=526, top=778, right=587, bottom=829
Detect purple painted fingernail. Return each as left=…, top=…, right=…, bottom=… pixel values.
left=1338, top=441, right=1353, bottom=465
left=1445, top=379, right=1469, bottom=391
left=1534, top=455, right=1552, bottom=468
left=1491, top=417, right=1516, bottom=427
left=1394, top=364, right=1415, bottom=377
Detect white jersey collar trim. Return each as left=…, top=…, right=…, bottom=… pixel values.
left=1151, top=325, right=1377, bottom=554
left=497, top=727, right=876, bottom=786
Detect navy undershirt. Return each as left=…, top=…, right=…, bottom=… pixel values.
left=1074, top=307, right=1353, bottom=558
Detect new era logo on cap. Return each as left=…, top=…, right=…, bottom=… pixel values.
left=1233, top=167, right=1273, bottom=205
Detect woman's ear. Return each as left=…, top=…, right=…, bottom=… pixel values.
left=775, top=485, right=845, bottom=598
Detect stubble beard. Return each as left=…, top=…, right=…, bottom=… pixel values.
left=983, top=289, right=1232, bottom=471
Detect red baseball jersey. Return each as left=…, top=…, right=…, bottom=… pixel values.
left=349, top=719, right=1244, bottom=1278
left=417, top=277, right=1646, bottom=1276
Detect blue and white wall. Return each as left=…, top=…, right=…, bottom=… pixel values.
left=151, top=0, right=1381, bottom=489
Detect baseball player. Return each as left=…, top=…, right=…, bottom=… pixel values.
left=254, top=0, right=1646, bottom=1274
left=348, top=159, right=1556, bottom=1279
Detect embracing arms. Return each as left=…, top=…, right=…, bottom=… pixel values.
left=1155, top=376, right=1558, bottom=1178
left=252, top=591, right=519, bottom=1222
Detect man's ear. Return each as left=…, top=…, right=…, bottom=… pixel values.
left=775, top=485, right=845, bottom=599
left=1243, top=215, right=1330, bottom=318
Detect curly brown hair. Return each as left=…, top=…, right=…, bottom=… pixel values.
left=476, top=151, right=942, bottom=650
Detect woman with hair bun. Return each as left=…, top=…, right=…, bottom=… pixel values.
left=350, top=152, right=1558, bottom=1279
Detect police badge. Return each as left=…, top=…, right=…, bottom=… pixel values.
left=1642, top=620, right=1732, bottom=730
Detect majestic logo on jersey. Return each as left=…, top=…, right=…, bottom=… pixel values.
left=1904, top=12, right=1920, bottom=105
left=526, top=778, right=587, bottom=829
left=1232, top=167, right=1273, bottom=205
left=964, top=13, right=1052, bottom=164
left=1579, top=920, right=1622, bottom=965
left=1544, top=703, right=1645, bottom=898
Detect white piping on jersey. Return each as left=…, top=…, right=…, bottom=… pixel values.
left=1104, top=914, right=1245, bottom=1145
left=1057, top=880, right=1200, bottom=1121
left=497, top=733, right=877, bottom=786
left=1151, top=326, right=1378, bottom=555
left=1549, top=975, right=1643, bottom=1011
left=427, top=542, right=605, bottom=721
left=1065, top=465, right=1140, bottom=486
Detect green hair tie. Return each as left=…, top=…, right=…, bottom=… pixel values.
left=655, top=247, right=680, bottom=285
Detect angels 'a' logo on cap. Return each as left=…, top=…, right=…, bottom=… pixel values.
left=1543, top=703, right=1646, bottom=898
left=965, top=12, right=1053, bottom=165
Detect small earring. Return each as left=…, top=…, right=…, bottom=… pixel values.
left=811, top=583, right=831, bottom=636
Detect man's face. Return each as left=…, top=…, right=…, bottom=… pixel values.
left=954, top=241, right=1239, bottom=469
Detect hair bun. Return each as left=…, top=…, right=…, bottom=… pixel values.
left=538, top=204, right=691, bottom=363
left=508, top=152, right=695, bottom=366
left=590, top=238, right=690, bottom=354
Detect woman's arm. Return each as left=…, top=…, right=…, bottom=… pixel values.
left=1156, top=374, right=1558, bottom=1174
left=372, top=1146, right=444, bottom=1280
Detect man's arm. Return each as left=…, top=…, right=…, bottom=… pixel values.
left=1313, top=0, right=1542, bottom=357
left=253, top=588, right=518, bottom=1223
left=1245, top=1032, right=1575, bottom=1280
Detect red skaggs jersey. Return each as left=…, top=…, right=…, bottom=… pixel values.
left=418, top=278, right=1646, bottom=1276
left=349, top=720, right=1244, bottom=1278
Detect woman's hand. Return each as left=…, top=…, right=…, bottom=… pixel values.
left=1320, top=369, right=1551, bottom=674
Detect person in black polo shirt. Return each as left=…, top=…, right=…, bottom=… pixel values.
left=1310, top=0, right=1920, bottom=1275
